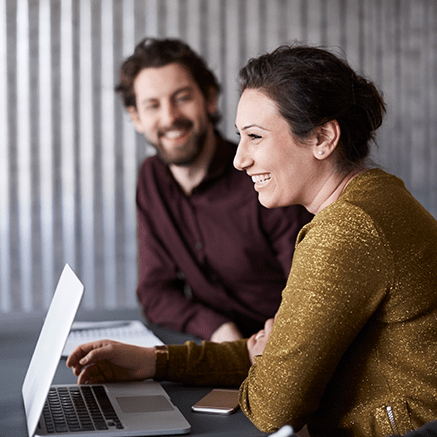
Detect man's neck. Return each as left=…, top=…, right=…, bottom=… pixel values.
left=169, top=127, right=217, bottom=196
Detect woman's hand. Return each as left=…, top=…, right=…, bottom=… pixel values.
left=247, top=317, right=275, bottom=364
left=66, top=340, right=157, bottom=385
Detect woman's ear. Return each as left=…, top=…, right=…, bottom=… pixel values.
left=313, top=120, right=341, bottom=160
left=126, top=106, right=144, bottom=134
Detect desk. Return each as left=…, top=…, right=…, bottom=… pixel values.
left=0, top=307, right=268, bottom=437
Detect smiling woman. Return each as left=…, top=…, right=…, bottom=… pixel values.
left=67, top=44, right=437, bottom=437
left=234, top=44, right=437, bottom=436
left=235, top=45, right=385, bottom=214
left=234, top=89, right=319, bottom=210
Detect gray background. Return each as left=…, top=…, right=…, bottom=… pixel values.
left=1, top=0, right=436, bottom=315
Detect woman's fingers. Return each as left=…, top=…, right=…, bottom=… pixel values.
left=66, top=340, right=157, bottom=384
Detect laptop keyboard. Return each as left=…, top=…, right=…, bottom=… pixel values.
left=42, top=385, right=124, bottom=433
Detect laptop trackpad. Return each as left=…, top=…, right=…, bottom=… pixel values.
left=116, top=395, right=174, bottom=413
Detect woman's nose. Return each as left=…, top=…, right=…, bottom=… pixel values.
left=233, top=140, right=253, bottom=171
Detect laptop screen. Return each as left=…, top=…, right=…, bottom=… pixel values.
left=22, top=264, right=84, bottom=437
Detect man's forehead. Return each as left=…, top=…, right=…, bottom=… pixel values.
left=134, top=63, right=199, bottom=99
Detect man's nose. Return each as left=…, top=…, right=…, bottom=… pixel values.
left=160, top=101, right=179, bottom=126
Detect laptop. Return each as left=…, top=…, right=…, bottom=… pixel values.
left=22, top=263, right=191, bottom=437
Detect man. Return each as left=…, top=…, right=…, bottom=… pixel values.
left=115, top=38, right=312, bottom=342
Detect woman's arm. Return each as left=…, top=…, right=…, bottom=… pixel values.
left=66, top=341, right=157, bottom=384
left=67, top=337, right=252, bottom=388
left=239, top=206, right=393, bottom=432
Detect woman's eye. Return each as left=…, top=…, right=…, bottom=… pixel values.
left=249, top=134, right=261, bottom=140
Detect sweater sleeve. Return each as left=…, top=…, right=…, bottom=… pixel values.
left=239, top=203, right=394, bottom=432
left=155, top=339, right=252, bottom=387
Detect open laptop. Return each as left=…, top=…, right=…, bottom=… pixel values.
left=22, top=263, right=191, bottom=437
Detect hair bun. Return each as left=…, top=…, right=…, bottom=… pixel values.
left=352, top=74, right=385, bottom=133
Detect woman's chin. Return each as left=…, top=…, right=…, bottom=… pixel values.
left=258, top=195, right=279, bottom=209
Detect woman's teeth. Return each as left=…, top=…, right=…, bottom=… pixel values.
left=251, top=174, right=272, bottom=184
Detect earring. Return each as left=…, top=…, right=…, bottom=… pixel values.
left=318, top=150, right=324, bottom=155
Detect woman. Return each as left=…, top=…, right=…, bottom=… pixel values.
left=67, top=45, right=437, bottom=437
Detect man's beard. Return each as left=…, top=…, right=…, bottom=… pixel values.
left=152, top=118, right=209, bottom=167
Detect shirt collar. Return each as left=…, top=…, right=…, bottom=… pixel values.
left=199, top=131, right=236, bottom=186
left=158, top=131, right=237, bottom=195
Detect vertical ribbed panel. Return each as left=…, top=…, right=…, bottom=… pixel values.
left=101, top=1, right=116, bottom=308
left=0, top=0, right=11, bottom=312
left=16, top=0, right=32, bottom=311
left=39, top=0, right=55, bottom=308
left=60, top=0, right=76, bottom=272
left=1, top=0, right=437, bottom=314
left=79, top=0, right=95, bottom=309
left=121, top=0, right=138, bottom=308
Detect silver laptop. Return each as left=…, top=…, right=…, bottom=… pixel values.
left=22, top=264, right=191, bottom=437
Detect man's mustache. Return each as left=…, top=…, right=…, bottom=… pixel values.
left=158, top=119, right=193, bottom=138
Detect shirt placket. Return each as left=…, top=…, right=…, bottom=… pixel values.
left=184, top=195, right=206, bottom=266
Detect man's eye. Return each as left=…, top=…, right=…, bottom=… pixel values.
left=176, top=94, right=191, bottom=103
left=145, top=103, right=159, bottom=111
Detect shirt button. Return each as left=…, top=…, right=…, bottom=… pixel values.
left=195, top=242, right=203, bottom=250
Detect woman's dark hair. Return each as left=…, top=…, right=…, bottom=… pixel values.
left=239, top=44, right=386, bottom=173
left=115, top=37, right=221, bottom=125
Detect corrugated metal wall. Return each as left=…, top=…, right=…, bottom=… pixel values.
left=1, top=0, right=436, bottom=314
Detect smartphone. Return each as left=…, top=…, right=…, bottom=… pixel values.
left=191, top=389, right=240, bottom=415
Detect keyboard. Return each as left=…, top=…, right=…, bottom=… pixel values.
left=42, top=385, right=124, bottom=433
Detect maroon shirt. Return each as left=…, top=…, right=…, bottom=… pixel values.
left=136, top=134, right=313, bottom=339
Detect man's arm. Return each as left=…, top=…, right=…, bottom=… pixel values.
left=137, top=196, right=232, bottom=340
left=136, top=159, right=236, bottom=340
left=136, top=228, right=232, bottom=340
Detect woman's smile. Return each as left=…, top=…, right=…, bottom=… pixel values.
left=234, top=89, right=316, bottom=209
left=251, top=173, right=272, bottom=185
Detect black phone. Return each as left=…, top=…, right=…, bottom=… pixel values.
left=191, top=389, right=240, bottom=415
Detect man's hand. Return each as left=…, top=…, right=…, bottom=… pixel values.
left=66, top=340, right=156, bottom=385
left=210, top=322, right=243, bottom=343
left=247, top=318, right=274, bottom=364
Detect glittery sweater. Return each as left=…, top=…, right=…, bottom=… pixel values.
left=156, top=169, right=437, bottom=437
